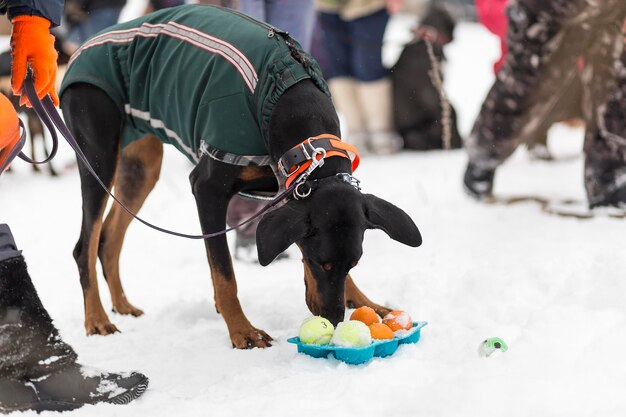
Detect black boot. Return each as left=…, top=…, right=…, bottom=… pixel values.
left=0, top=255, right=148, bottom=412
left=589, top=186, right=626, bottom=209
left=463, top=162, right=495, bottom=199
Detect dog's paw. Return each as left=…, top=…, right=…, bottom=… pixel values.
left=85, top=319, right=120, bottom=336
left=230, top=327, right=273, bottom=349
left=112, top=300, right=144, bottom=317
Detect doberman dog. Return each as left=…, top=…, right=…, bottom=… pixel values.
left=59, top=6, right=422, bottom=349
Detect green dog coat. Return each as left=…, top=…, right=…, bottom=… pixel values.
left=60, top=5, right=329, bottom=166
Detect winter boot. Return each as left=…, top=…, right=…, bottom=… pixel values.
left=356, top=78, right=403, bottom=154
left=0, top=228, right=148, bottom=412
left=328, top=77, right=369, bottom=153
left=587, top=167, right=626, bottom=209
left=463, top=162, right=495, bottom=199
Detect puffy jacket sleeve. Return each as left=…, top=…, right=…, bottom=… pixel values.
left=475, top=0, right=509, bottom=73
left=475, top=0, right=508, bottom=40
left=3, top=0, right=64, bottom=27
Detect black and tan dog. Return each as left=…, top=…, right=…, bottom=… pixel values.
left=60, top=6, right=421, bottom=348
left=392, top=5, right=463, bottom=150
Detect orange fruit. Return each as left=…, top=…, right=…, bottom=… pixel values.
left=369, top=322, right=394, bottom=340
left=350, top=306, right=380, bottom=326
left=382, top=310, right=413, bottom=332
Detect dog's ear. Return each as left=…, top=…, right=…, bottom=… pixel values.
left=256, top=203, right=309, bottom=266
left=364, top=194, right=422, bottom=247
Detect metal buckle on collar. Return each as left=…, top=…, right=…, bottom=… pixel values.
left=278, top=137, right=327, bottom=178
left=278, top=160, right=298, bottom=178
left=284, top=139, right=327, bottom=192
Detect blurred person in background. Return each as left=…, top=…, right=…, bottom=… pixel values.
left=64, top=0, right=127, bottom=53
left=474, top=0, right=584, bottom=161
left=144, top=0, right=185, bottom=13
left=464, top=0, right=626, bottom=209
left=316, top=0, right=404, bottom=155
left=238, top=0, right=315, bottom=50
left=0, top=0, right=148, bottom=412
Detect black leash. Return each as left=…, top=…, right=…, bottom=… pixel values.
left=22, top=75, right=297, bottom=240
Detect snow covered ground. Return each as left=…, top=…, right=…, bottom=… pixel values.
left=2, top=15, right=626, bottom=417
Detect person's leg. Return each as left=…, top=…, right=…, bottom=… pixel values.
left=464, top=0, right=596, bottom=198
left=80, top=6, right=124, bottom=41
left=0, top=224, right=148, bottom=412
left=64, top=6, right=123, bottom=54
left=318, top=12, right=368, bottom=149
left=238, top=0, right=266, bottom=22
left=266, top=0, right=315, bottom=51
left=351, top=9, right=401, bottom=154
left=584, top=21, right=626, bottom=207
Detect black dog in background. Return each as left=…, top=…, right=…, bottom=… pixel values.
left=392, top=5, right=463, bottom=150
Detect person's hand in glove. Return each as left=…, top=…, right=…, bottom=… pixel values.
left=10, top=15, right=59, bottom=107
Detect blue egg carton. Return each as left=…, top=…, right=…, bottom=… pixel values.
left=288, top=321, right=427, bottom=365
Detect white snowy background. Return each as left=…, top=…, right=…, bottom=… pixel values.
left=1, top=3, right=626, bottom=416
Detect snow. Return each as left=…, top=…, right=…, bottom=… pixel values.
left=1, top=16, right=626, bottom=417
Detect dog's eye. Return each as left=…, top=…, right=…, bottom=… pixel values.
left=322, top=263, right=333, bottom=271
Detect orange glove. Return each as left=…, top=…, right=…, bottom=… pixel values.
left=0, top=94, right=22, bottom=172
left=10, top=15, right=59, bottom=107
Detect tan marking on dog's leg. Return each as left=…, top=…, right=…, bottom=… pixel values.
left=84, top=210, right=120, bottom=335
left=211, top=264, right=273, bottom=349
left=345, top=274, right=392, bottom=318
left=99, top=135, right=163, bottom=317
left=302, top=259, right=323, bottom=316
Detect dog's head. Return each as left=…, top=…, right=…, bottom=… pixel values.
left=256, top=176, right=421, bottom=325
left=418, top=4, right=457, bottom=46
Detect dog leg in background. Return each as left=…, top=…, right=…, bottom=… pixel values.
left=98, top=135, right=164, bottom=317
left=356, top=78, right=403, bottom=154
left=61, top=83, right=123, bottom=336
left=328, top=77, right=369, bottom=152
left=190, top=158, right=273, bottom=349
left=344, top=275, right=392, bottom=318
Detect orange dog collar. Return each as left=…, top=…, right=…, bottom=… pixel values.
left=278, top=133, right=360, bottom=188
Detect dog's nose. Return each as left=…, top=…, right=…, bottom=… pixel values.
left=323, top=308, right=345, bottom=327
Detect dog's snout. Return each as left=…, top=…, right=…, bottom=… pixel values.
left=322, top=307, right=345, bottom=327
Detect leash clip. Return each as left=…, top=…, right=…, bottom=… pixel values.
left=291, top=143, right=327, bottom=200
left=294, top=182, right=312, bottom=199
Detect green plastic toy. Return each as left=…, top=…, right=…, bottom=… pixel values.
left=478, top=337, right=508, bottom=357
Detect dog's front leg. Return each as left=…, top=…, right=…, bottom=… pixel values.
left=190, top=160, right=273, bottom=349
left=345, top=274, right=392, bottom=318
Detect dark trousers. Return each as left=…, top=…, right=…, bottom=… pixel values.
left=467, top=0, right=626, bottom=204
left=318, top=9, right=389, bottom=81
